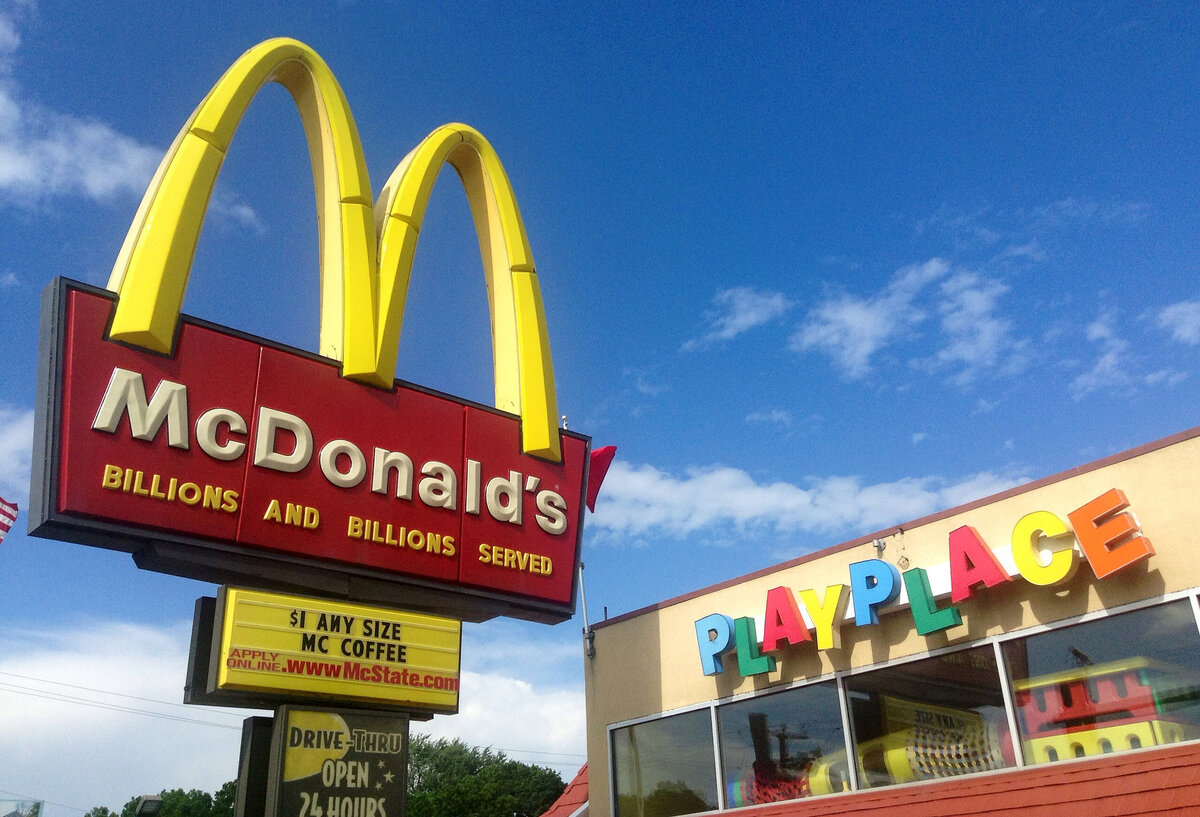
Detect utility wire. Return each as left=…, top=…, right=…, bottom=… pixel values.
left=0, top=671, right=244, bottom=720
left=0, top=787, right=90, bottom=814
left=0, top=682, right=240, bottom=730
left=2, top=672, right=587, bottom=763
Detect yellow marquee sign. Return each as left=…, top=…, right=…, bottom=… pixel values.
left=214, top=588, right=461, bottom=712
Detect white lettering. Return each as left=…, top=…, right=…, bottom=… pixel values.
left=253, top=407, right=313, bottom=473
left=485, top=470, right=522, bottom=525
left=92, top=368, right=189, bottom=449
left=320, top=439, right=367, bottom=488
left=195, top=407, right=247, bottom=461
left=535, top=490, right=568, bottom=535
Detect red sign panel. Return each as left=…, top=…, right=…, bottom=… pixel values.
left=31, top=280, right=589, bottom=622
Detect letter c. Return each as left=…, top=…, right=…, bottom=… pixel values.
left=1011, top=510, right=1078, bottom=586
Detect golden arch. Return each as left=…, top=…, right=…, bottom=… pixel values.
left=106, top=38, right=561, bottom=461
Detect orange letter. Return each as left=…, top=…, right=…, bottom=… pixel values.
left=1068, top=489, right=1153, bottom=579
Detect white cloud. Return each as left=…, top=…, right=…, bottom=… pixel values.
left=0, top=7, right=258, bottom=229
left=1144, top=369, right=1186, bottom=387
left=1157, top=300, right=1200, bottom=345
left=790, top=258, right=950, bottom=379
left=1026, top=197, right=1150, bottom=227
left=998, top=239, right=1045, bottom=262
left=415, top=673, right=584, bottom=768
left=0, top=405, right=33, bottom=503
left=746, top=409, right=792, bottom=427
left=1070, top=314, right=1133, bottom=400
left=0, top=86, right=163, bottom=203
left=0, top=618, right=586, bottom=817
left=682, top=287, right=792, bottom=350
left=911, top=432, right=927, bottom=445
left=926, top=271, right=1025, bottom=384
left=0, top=621, right=249, bottom=816
left=590, top=458, right=1027, bottom=544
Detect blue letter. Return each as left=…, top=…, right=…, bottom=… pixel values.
left=694, top=613, right=736, bottom=675
left=848, top=558, right=901, bottom=626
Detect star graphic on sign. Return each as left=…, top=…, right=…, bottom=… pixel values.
left=378, top=760, right=386, bottom=769
left=384, top=771, right=395, bottom=783
left=376, top=782, right=382, bottom=791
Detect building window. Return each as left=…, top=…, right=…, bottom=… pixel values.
left=612, top=709, right=719, bottom=817
left=1002, top=599, right=1200, bottom=765
left=716, top=680, right=848, bottom=806
left=843, top=645, right=1015, bottom=788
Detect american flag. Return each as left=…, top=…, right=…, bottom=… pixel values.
left=0, top=497, right=16, bottom=545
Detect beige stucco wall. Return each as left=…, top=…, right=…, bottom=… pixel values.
left=583, top=428, right=1200, bottom=817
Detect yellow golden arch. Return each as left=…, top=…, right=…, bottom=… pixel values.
left=106, top=38, right=561, bottom=462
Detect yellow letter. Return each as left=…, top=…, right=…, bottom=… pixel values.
left=1012, top=510, right=1078, bottom=586
left=798, top=584, right=850, bottom=651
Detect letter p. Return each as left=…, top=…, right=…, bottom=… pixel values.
left=694, top=613, right=736, bottom=676
left=848, top=558, right=901, bottom=626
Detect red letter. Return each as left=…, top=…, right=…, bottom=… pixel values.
left=761, top=586, right=811, bottom=652
left=1068, top=488, right=1154, bottom=580
left=949, top=525, right=1012, bottom=602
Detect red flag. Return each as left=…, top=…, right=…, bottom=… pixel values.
left=0, top=497, right=16, bottom=545
left=586, top=446, right=617, bottom=512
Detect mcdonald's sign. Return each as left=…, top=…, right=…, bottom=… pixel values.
left=28, top=39, right=595, bottom=623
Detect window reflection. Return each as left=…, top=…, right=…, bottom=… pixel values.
left=716, top=680, right=848, bottom=805
left=1002, top=600, right=1200, bottom=765
left=612, top=710, right=719, bottom=817
left=844, top=646, right=1014, bottom=788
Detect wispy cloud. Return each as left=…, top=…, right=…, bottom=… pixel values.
left=0, top=404, right=33, bottom=503
left=790, top=258, right=950, bottom=379
left=590, top=458, right=1026, bottom=544
left=1071, top=310, right=1188, bottom=398
left=1157, top=300, right=1200, bottom=345
left=925, top=271, right=1026, bottom=384
left=1069, top=313, right=1134, bottom=400
left=1024, top=197, right=1151, bottom=228
left=0, top=7, right=259, bottom=230
left=682, top=286, right=792, bottom=350
left=746, top=409, right=792, bottom=427
left=0, top=88, right=163, bottom=203
left=997, top=239, right=1046, bottom=262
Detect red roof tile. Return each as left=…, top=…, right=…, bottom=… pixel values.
left=557, top=744, right=1200, bottom=817
left=540, top=763, right=588, bottom=817
left=738, top=743, right=1200, bottom=817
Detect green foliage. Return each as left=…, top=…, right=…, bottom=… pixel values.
left=102, top=783, right=234, bottom=817
left=406, top=735, right=565, bottom=817
left=90, top=738, right=565, bottom=817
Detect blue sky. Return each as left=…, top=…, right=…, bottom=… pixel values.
left=2, top=1, right=1200, bottom=813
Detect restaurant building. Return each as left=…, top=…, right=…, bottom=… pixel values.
left=583, top=427, right=1200, bottom=816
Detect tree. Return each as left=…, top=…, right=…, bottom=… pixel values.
left=406, top=735, right=565, bottom=817
left=91, top=783, right=233, bottom=817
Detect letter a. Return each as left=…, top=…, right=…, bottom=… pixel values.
left=761, top=586, right=812, bottom=652
left=948, top=525, right=1012, bottom=602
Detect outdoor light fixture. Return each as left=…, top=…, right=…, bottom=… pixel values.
left=134, top=796, right=162, bottom=817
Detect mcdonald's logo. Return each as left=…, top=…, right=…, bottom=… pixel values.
left=29, top=38, right=594, bottom=624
